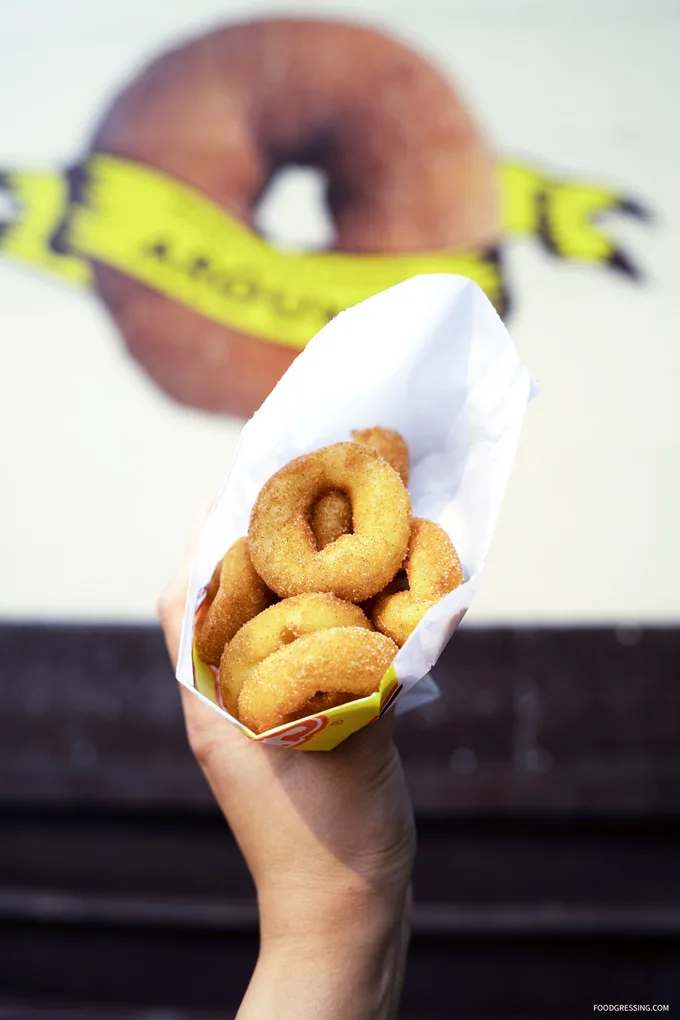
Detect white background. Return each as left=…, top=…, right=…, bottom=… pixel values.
left=1, top=0, right=679, bottom=623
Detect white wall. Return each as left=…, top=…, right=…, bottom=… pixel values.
left=1, top=0, right=679, bottom=623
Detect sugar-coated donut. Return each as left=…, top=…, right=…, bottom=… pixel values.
left=249, top=442, right=411, bottom=602
left=219, top=593, right=372, bottom=715
left=351, top=426, right=410, bottom=484
left=90, top=18, right=499, bottom=416
left=370, top=518, right=464, bottom=646
left=194, top=537, right=273, bottom=666
left=361, top=569, right=408, bottom=619
left=237, top=627, right=398, bottom=734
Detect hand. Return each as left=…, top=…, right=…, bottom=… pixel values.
left=158, top=520, right=415, bottom=1019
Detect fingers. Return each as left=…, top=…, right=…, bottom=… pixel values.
left=179, top=683, right=241, bottom=764
left=158, top=497, right=216, bottom=668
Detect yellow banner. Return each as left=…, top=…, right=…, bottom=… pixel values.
left=72, top=155, right=505, bottom=348
left=499, top=160, right=646, bottom=272
left=0, top=169, right=89, bottom=285
left=0, top=156, right=646, bottom=350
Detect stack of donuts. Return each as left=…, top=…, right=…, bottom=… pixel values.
left=195, top=427, right=464, bottom=734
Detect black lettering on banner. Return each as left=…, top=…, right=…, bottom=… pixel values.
left=269, top=291, right=310, bottom=317
left=188, top=255, right=210, bottom=278
left=269, top=289, right=335, bottom=325
left=220, top=277, right=258, bottom=302
left=181, top=257, right=261, bottom=303
left=146, top=240, right=170, bottom=262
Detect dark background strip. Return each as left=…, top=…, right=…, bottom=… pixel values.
left=1, top=623, right=679, bottom=1018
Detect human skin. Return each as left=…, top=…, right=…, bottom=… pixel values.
left=158, top=522, right=415, bottom=1018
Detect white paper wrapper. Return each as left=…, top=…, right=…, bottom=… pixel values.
left=177, top=274, right=535, bottom=747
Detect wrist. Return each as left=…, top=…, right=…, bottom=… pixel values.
left=263, top=877, right=409, bottom=946
left=257, top=866, right=409, bottom=948
left=252, top=884, right=411, bottom=1020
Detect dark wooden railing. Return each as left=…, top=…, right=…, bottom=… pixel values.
left=1, top=624, right=679, bottom=1018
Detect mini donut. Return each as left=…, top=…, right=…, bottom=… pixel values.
left=310, top=426, right=409, bottom=549
left=361, top=569, right=409, bottom=619
left=370, top=518, right=464, bottom=646
left=219, top=592, right=372, bottom=715
left=352, top=426, right=410, bottom=484
left=249, top=442, right=411, bottom=602
left=310, top=490, right=353, bottom=550
left=194, top=537, right=273, bottom=666
left=237, top=627, right=398, bottom=734
left=300, top=689, right=357, bottom=717
left=89, top=18, right=499, bottom=416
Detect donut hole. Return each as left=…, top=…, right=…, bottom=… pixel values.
left=394, top=569, right=410, bottom=592
left=314, top=487, right=354, bottom=531
left=254, top=166, right=336, bottom=252
left=308, top=488, right=354, bottom=551
left=279, top=626, right=298, bottom=646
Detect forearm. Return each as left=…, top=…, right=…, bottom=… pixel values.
left=237, top=888, right=411, bottom=1020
